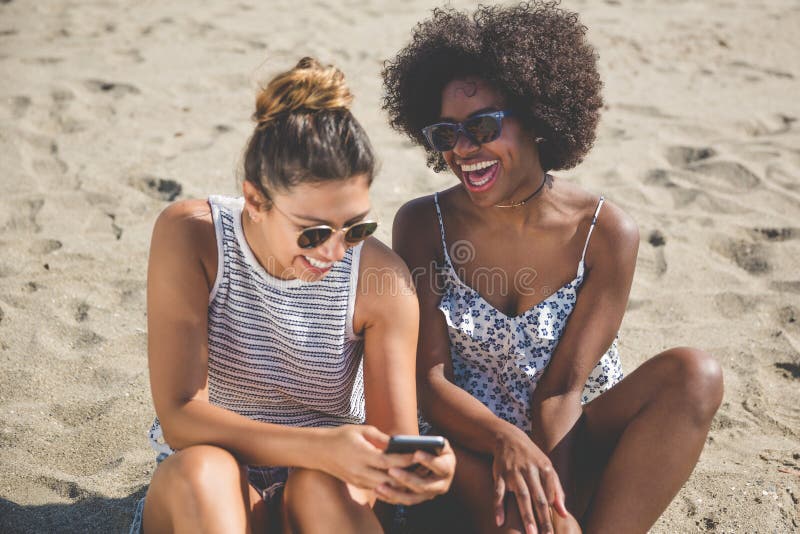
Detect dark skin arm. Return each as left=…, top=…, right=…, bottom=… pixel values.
left=529, top=200, right=639, bottom=510
left=393, top=195, right=568, bottom=533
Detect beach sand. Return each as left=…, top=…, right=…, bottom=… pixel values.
left=0, top=0, right=798, bottom=531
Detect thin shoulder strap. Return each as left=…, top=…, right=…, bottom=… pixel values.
left=577, top=196, right=605, bottom=277
left=433, top=193, right=450, bottom=262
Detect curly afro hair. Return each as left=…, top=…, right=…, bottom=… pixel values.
left=382, top=1, right=603, bottom=172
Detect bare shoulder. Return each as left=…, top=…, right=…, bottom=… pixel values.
left=150, top=199, right=218, bottom=286
left=354, top=237, right=418, bottom=333
left=393, top=189, right=456, bottom=266
left=358, top=236, right=414, bottom=293
left=154, top=199, right=212, bottom=234
left=593, top=198, right=639, bottom=253
left=393, top=193, right=439, bottom=237
left=584, top=196, right=640, bottom=274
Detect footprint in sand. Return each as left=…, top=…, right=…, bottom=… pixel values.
left=3, top=198, right=44, bottom=233
left=29, top=238, right=62, bottom=255
left=51, top=398, right=113, bottom=428
left=71, top=329, right=105, bottom=349
left=614, top=103, right=673, bottom=119
left=84, top=79, right=140, bottom=98
left=6, top=95, right=31, bottom=119
left=665, top=146, right=716, bottom=168
left=729, top=60, right=795, bottom=80
left=663, top=145, right=761, bottom=196
left=643, top=166, right=741, bottom=214
left=711, top=238, right=770, bottom=275
left=647, top=230, right=667, bottom=276
left=75, top=302, right=89, bottom=323
left=766, top=163, right=800, bottom=192
left=774, top=362, right=800, bottom=380
left=106, top=213, right=123, bottom=240
left=687, top=161, right=761, bottom=193
left=740, top=113, right=797, bottom=137
left=713, top=292, right=760, bottom=319
left=777, top=305, right=797, bottom=327
left=751, top=227, right=798, bottom=242
left=33, top=140, right=68, bottom=176
left=770, top=280, right=800, bottom=293
left=131, top=176, right=183, bottom=202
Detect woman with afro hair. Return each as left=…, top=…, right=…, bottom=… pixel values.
left=384, top=3, right=723, bottom=533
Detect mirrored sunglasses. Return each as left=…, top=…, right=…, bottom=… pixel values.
left=421, top=110, right=514, bottom=152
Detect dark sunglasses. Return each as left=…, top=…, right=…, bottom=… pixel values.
left=270, top=202, right=378, bottom=249
left=294, top=220, right=378, bottom=249
left=421, top=110, right=514, bottom=152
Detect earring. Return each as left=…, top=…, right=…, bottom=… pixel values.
left=534, top=137, right=546, bottom=143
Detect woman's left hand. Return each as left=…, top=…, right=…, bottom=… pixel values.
left=374, top=439, right=456, bottom=505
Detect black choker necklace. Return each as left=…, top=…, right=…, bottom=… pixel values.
left=494, top=173, right=549, bottom=208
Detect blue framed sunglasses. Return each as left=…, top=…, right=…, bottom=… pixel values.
left=421, top=110, right=514, bottom=152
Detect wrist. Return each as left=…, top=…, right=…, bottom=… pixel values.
left=492, top=420, right=528, bottom=450
left=302, top=427, right=333, bottom=472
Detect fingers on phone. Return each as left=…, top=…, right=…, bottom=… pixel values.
left=362, top=425, right=390, bottom=450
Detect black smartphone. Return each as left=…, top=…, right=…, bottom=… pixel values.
left=385, top=435, right=445, bottom=455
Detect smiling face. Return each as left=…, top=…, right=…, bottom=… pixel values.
left=438, top=77, right=543, bottom=208
left=243, top=174, right=372, bottom=283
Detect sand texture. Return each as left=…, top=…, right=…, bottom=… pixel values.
left=0, top=0, right=798, bottom=531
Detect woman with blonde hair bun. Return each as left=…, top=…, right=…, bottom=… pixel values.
left=131, top=57, right=455, bottom=533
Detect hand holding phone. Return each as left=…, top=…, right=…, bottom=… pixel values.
left=376, top=434, right=455, bottom=506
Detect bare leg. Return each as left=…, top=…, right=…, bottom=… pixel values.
left=282, top=468, right=383, bottom=534
left=448, top=445, right=526, bottom=534
left=578, top=347, right=724, bottom=533
left=142, top=444, right=268, bottom=534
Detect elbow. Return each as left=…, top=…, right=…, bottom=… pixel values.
left=531, top=382, right=583, bottom=407
left=417, top=363, right=447, bottom=413
left=153, top=399, right=194, bottom=450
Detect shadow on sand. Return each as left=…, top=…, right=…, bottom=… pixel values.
left=0, top=487, right=146, bottom=534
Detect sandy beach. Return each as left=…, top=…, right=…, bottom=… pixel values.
left=1, top=0, right=798, bottom=531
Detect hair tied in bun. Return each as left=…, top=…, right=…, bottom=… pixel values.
left=254, top=56, right=354, bottom=128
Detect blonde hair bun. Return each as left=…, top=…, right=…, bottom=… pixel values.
left=254, top=57, right=353, bottom=126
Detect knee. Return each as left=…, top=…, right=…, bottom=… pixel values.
left=155, top=445, right=244, bottom=503
left=284, top=468, right=343, bottom=503
left=662, top=347, right=724, bottom=422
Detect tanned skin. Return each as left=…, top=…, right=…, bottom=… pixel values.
left=142, top=176, right=455, bottom=533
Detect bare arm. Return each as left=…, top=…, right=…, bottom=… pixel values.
left=147, top=201, right=332, bottom=466
left=355, top=237, right=456, bottom=503
left=393, top=196, right=563, bottom=528
left=357, top=238, right=420, bottom=436
left=529, top=200, right=639, bottom=503
left=392, top=196, right=518, bottom=453
left=147, top=201, right=406, bottom=491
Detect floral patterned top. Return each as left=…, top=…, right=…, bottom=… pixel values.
left=433, top=193, right=623, bottom=431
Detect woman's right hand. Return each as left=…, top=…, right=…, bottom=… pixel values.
left=492, top=426, right=568, bottom=534
left=315, top=425, right=413, bottom=490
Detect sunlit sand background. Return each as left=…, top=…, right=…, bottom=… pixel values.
left=1, top=0, right=798, bottom=531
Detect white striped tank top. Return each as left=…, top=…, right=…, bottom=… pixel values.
left=148, top=195, right=365, bottom=455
